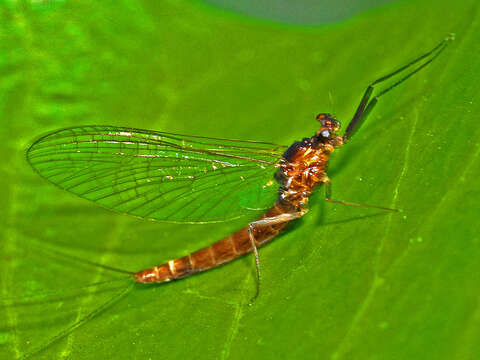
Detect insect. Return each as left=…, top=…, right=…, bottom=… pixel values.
left=22, top=35, right=452, bottom=357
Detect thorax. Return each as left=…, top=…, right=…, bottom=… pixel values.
left=275, top=137, right=338, bottom=210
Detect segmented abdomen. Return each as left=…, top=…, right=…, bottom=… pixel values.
left=134, top=202, right=292, bottom=283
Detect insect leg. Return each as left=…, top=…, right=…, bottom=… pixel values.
left=247, top=211, right=306, bottom=304
left=343, top=34, right=454, bottom=142
left=324, top=180, right=399, bottom=212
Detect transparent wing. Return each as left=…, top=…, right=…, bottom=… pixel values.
left=27, top=125, right=287, bottom=223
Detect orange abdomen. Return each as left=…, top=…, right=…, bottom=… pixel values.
left=134, top=202, right=292, bottom=283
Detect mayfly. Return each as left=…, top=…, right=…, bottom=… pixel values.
left=23, top=36, right=452, bottom=357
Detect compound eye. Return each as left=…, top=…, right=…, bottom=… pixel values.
left=320, top=129, right=330, bottom=138
left=316, top=113, right=332, bottom=126
left=316, top=113, right=328, bottom=121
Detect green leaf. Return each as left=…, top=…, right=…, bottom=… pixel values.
left=0, top=0, right=479, bottom=359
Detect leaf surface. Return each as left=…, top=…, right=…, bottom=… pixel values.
left=0, top=0, right=478, bottom=359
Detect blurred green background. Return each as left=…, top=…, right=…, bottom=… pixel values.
left=0, top=0, right=479, bottom=359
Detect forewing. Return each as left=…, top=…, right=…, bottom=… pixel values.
left=27, top=125, right=287, bottom=223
